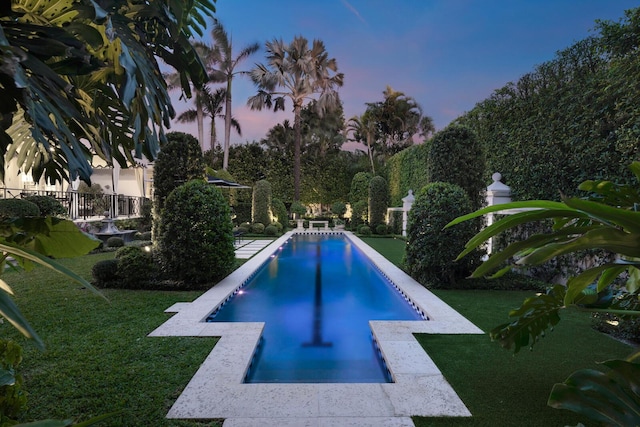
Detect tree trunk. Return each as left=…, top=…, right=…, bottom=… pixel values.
left=196, top=90, right=205, bottom=151
left=223, top=79, right=232, bottom=170
left=366, top=132, right=376, bottom=174
left=293, top=101, right=302, bottom=201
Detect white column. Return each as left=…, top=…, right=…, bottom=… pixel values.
left=401, top=190, right=415, bottom=237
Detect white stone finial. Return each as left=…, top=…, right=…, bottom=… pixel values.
left=492, top=172, right=502, bottom=182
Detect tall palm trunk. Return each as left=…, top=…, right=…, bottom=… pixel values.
left=223, top=79, right=232, bottom=170
left=366, top=131, right=376, bottom=174
left=293, top=101, right=302, bottom=201
left=196, top=90, right=205, bottom=151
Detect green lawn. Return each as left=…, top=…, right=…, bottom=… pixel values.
left=2, top=239, right=634, bottom=426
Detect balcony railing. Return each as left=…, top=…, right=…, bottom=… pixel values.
left=0, top=188, right=148, bottom=221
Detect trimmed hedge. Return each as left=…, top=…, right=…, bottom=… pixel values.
left=271, top=198, right=288, bottom=228
left=427, top=124, right=485, bottom=211
left=368, top=175, right=388, bottom=230
left=384, top=142, right=430, bottom=207
left=252, top=179, right=272, bottom=226
left=0, top=199, right=39, bottom=219
left=157, top=180, right=235, bottom=285
left=405, top=182, right=484, bottom=288
left=23, top=195, right=67, bottom=217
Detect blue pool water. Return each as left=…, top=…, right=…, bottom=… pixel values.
left=207, top=234, right=423, bottom=383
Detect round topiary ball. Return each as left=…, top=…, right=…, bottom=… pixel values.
left=264, top=224, right=278, bottom=236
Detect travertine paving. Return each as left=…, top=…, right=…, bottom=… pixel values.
left=234, top=239, right=273, bottom=259
left=149, top=231, right=484, bottom=427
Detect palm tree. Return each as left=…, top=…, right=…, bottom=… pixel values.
left=208, top=21, right=260, bottom=170
left=176, top=87, right=241, bottom=153
left=248, top=36, right=344, bottom=201
left=347, top=111, right=379, bottom=174
left=164, top=42, right=215, bottom=151
left=368, top=86, right=427, bottom=157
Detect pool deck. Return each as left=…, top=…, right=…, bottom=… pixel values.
left=149, top=231, right=484, bottom=427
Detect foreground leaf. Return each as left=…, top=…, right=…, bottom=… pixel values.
left=548, top=354, right=640, bottom=426
left=489, top=285, right=565, bottom=352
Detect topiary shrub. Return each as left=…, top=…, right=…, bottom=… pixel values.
left=106, top=236, right=125, bottom=248
left=23, top=195, right=67, bottom=217
left=116, top=247, right=156, bottom=289
left=290, top=201, right=307, bottom=218
left=0, top=199, right=40, bottom=219
left=349, top=172, right=372, bottom=206
left=238, top=222, right=251, bottom=233
left=368, top=175, right=389, bottom=229
left=375, top=224, right=389, bottom=235
left=405, top=182, right=484, bottom=288
left=427, top=124, right=485, bottom=211
left=271, top=198, right=288, bottom=229
left=331, top=201, right=347, bottom=218
left=351, top=199, right=368, bottom=228
left=92, top=259, right=119, bottom=286
left=271, top=221, right=283, bottom=232
left=0, top=339, right=27, bottom=425
left=153, top=132, right=205, bottom=240
left=250, top=222, right=265, bottom=234
left=252, top=179, right=272, bottom=226
left=264, top=224, right=278, bottom=236
left=157, top=180, right=234, bottom=285
left=358, top=225, right=371, bottom=235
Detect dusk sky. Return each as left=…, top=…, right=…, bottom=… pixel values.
left=169, top=0, right=638, bottom=151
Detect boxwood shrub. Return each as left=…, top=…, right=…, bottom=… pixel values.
left=157, top=180, right=235, bottom=285
left=368, top=175, right=389, bottom=229
left=0, top=199, right=39, bottom=219
left=264, top=224, right=278, bottom=236
left=92, top=259, right=119, bottom=286
left=23, top=195, right=67, bottom=217
left=405, top=182, right=484, bottom=288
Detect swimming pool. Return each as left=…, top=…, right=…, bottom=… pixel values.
left=207, top=234, right=423, bottom=383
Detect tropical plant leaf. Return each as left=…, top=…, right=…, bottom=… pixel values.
left=489, top=285, right=565, bottom=353
left=454, top=208, right=586, bottom=261
left=548, top=357, right=640, bottom=426
left=0, top=288, right=43, bottom=349
left=0, top=367, right=15, bottom=387
left=521, top=227, right=640, bottom=265
left=564, top=197, right=640, bottom=233
left=445, top=200, right=570, bottom=228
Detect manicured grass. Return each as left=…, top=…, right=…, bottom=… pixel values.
left=2, top=239, right=634, bottom=426
left=364, top=236, right=634, bottom=425
left=360, top=236, right=407, bottom=267
left=2, top=253, right=221, bottom=426
left=413, top=290, right=632, bottom=426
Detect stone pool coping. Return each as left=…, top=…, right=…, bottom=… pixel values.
left=148, top=231, right=484, bottom=427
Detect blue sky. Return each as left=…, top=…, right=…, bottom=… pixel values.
left=169, top=0, right=638, bottom=149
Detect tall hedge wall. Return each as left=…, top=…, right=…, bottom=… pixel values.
left=456, top=8, right=640, bottom=200
left=385, top=142, right=430, bottom=207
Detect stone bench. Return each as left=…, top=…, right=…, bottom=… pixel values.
left=309, top=220, right=329, bottom=230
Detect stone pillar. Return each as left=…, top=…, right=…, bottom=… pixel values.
left=486, top=172, right=511, bottom=207
left=485, top=173, right=511, bottom=254
left=401, top=190, right=415, bottom=237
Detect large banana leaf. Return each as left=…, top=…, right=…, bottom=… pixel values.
left=548, top=351, right=640, bottom=426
